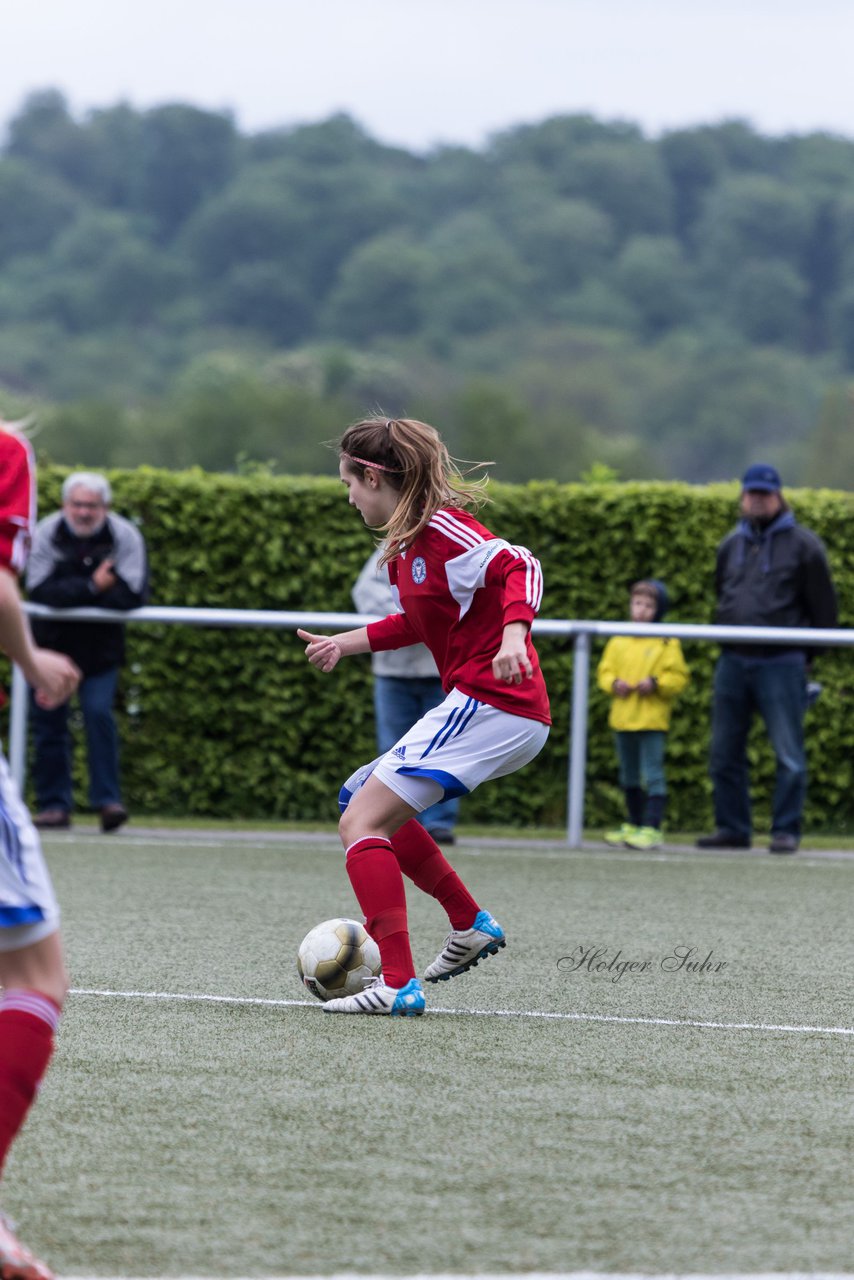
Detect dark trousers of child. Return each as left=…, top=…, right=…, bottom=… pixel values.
left=615, top=729, right=667, bottom=828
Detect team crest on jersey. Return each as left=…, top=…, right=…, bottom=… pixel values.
left=412, top=556, right=427, bottom=584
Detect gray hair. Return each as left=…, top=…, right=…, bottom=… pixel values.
left=62, top=472, right=112, bottom=505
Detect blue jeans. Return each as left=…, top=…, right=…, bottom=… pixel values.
left=374, top=674, right=460, bottom=833
left=614, top=730, right=667, bottom=795
left=709, top=652, right=808, bottom=839
left=31, top=666, right=123, bottom=812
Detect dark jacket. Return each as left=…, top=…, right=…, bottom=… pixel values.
left=714, top=509, right=838, bottom=658
left=26, top=511, right=148, bottom=676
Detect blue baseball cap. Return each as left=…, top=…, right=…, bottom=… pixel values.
left=741, top=462, right=781, bottom=492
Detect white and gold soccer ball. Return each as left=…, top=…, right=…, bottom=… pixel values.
left=297, top=917, right=382, bottom=1002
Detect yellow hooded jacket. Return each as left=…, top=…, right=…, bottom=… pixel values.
left=596, top=635, right=690, bottom=731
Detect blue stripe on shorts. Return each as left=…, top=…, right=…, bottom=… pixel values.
left=0, top=905, right=45, bottom=926
left=422, top=697, right=480, bottom=757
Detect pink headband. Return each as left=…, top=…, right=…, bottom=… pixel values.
left=341, top=452, right=403, bottom=474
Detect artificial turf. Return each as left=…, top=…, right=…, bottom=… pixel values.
left=4, top=829, right=851, bottom=1276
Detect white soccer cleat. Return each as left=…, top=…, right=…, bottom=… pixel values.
left=322, top=976, right=425, bottom=1016
left=0, top=1213, right=54, bottom=1280
left=423, top=910, right=507, bottom=983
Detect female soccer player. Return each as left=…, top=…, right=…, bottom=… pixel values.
left=298, top=417, right=551, bottom=1016
left=0, top=421, right=80, bottom=1280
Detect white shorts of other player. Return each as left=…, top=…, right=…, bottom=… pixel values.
left=0, top=753, right=60, bottom=953
left=341, top=688, right=549, bottom=814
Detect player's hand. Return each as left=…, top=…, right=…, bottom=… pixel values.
left=635, top=677, right=656, bottom=696
left=297, top=628, right=343, bottom=674
left=31, top=650, right=81, bottom=709
left=492, top=631, right=534, bottom=685
left=612, top=679, right=633, bottom=697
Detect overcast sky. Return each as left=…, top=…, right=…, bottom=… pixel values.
left=3, top=0, right=854, bottom=151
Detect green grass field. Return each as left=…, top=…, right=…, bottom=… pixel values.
left=3, top=827, right=852, bottom=1277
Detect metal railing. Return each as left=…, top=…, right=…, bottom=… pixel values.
left=10, top=604, right=854, bottom=846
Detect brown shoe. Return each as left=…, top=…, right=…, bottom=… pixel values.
left=32, top=809, right=71, bottom=830
left=100, top=803, right=129, bottom=833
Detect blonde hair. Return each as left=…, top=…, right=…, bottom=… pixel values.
left=339, top=417, right=490, bottom=566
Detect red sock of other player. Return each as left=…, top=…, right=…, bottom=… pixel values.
left=0, top=990, right=61, bottom=1176
left=392, top=819, right=480, bottom=930
left=345, top=837, right=415, bottom=989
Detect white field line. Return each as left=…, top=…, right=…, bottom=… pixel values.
left=69, top=987, right=854, bottom=1037
left=42, top=828, right=854, bottom=865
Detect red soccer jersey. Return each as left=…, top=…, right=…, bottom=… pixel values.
left=366, top=507, right=551, bottom=724
left=0, top=430, right=36, bottom=578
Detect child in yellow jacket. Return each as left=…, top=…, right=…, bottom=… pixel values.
left=596, top=579, right=689, bottom=849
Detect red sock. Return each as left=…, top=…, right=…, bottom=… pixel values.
left=345, top=837, right=415, bottom=989
left=392, top=819, right=480, bottom=931
left=0, top=991, right=60, bottom=1177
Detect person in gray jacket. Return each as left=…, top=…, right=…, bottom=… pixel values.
left=697, top=463, right=838, bottom=855
left=26, top=472, right=148, bottom=832
left=353, top=546, right=459, bottom=843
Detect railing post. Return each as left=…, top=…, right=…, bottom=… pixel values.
left=8, top=663, right=29, bottom=794
left=567, top=629, right=591, bottom=847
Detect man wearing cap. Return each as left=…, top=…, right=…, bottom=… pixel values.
left=697, top=463, right=837, bottom=854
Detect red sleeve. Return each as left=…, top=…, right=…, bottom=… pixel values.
left=486, top=544, right=544, bottom=629
left=0, top=432, right=36, bottom=577
left=367, top=612, right=421, bottom=652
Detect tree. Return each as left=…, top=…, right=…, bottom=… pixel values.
left=417, top=146, right=496, bottom=224
left=5, top=90, right=92, bottom=187
left=136, top=104, right=240, bottom=239
left=185, top=155, right=406, bottom=297
left=419, top=212, right=531, bottom=337
left=491, top=114, right=643, bottom=171
left=0, top=158, right=79, bottom=265
left=726, top=260, right=807, bottom=345
left=249, top=113, right=389, bottom=167
left=499, top=194, right=614, bottom=294
left=802, top=201, right=843, bottom=353
left=702, top=119, right=783, bottom=174
left=612, top=236, right=695, bottom=336
left=828, top=281, right=854, bottom=369
left=658, top=127, right=724, bottom=243
left=184, top=175, right=307, bottom=279
left=322, top=233, right=429, bottom=340
left=74, top=104, right=146, bottom=208
left=210, top=263, right=313, bottom=346
left=696, top=175, right=812, bottom=279
left=803, top=385, right=854, bottom=488
left=785, top=131, right=854, bottom=193
left=555, top=140, right=674, bottom=240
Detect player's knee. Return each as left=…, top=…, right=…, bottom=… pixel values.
left=339, top=805, right=358, bottom=848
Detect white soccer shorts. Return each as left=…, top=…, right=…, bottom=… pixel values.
left=340, top=688, right=549, bottom=814
left=0, top=752, right=60, bottom=952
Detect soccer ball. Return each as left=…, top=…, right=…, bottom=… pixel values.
left=297, top=917, right=382, bottom=1002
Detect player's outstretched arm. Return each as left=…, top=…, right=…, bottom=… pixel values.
left=297, top=626, right=371, bottom=673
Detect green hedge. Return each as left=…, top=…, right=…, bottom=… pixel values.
left=6, top=468, right=854, bottom=833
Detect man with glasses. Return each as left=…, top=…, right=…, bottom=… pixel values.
left=25, top=473, right=148, bottom=832
left=697, top=463, right=837, bottom=855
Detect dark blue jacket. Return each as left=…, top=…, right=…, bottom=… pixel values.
left=714, top=509, right=838, bottom=658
